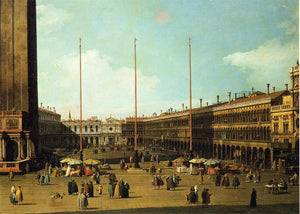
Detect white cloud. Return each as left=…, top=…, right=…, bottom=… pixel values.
left=223, top=39, right=298, bottom=86
left=155, top=11, right=170, bottom=24
left=37, top=4, right=71, bottom=35
left=49, top=50, right=160, bottom=119
left=223, top=8, right=298, bottom=88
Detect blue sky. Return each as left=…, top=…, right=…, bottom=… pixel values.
left=36, top=0, right=299, bottom=120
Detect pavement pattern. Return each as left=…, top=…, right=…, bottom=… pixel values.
left=0, top=161, right=298, bottom=214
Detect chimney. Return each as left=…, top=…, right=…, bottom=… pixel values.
left=182, top=103, right=184, bottom=112
left=228, top=92, right=231, bottom=104
left=267, top=83, right=270, bottom=95
left=200, top=99, right=202, bottom=108
left=235, top=93, right=237, bottom=100
left=252, top=87, right=254, bottom=94
left=40, top=102, right=43, bottom=108
left=206, top=102, right=208, bottom=107
left=186, top=106, right=188, bottom=110
left=217, top=95, right=219, bottom=104
left=285, top=84, right=288, bottom=91
left=272, top=87, right=275, bottom=93
left=47, top=106, right=49, bottom=110
left=243, top=93, right=246, bottom=98
left=170, top=108, right=173, bottom=113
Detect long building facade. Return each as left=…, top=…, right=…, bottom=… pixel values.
left=122, top=64, right=299, bottom=168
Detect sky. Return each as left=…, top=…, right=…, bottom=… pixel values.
left=36, top=0, right=299, bottom=120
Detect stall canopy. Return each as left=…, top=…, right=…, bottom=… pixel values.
left=204, top=159, right=220, bottom=165
left=84, top=159, right=100, bottom=165
left=60, top=158, right=75, bottom=163
left=173, top=157, right=189, bottom=162
left=189, top=158, right=207, bottom=164
left=68, top=159, right=83, bottom=165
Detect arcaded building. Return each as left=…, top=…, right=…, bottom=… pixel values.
left=0, top=0, right=38, bottom=172
left=122, top=64, right=299, bottom=168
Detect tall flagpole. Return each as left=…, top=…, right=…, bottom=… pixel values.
left=134, top=38, right=137, bottom=152
left=189, top=37, right=192, bottom=152
left=79, top=38, right=83, bottom=161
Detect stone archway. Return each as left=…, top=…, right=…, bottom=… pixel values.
left=6, top=140, right=18, bottom=161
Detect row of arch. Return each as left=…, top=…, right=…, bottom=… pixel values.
left=126, top=137, right=273, bottom=168
left=214, top=126, right=271, bottom=141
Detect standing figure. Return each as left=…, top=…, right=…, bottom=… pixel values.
left=255, top=171, right=261, bottom=183
left=83, top=182, right=89, bottom=195
left=39, top=172, right=45, bottom=185
left=215, top=173, right=221, bottom=186
left=232, top=175, right=240, bottom=189
left=9, top=169, right=14, bottom=181
left=10, top=185, right=16, bottom=205
left=108, top=184, right=114, bottom=198
left=114, top=180, right=120, bottom=198
left=49, top=164, right=52, bottom=176
left=77, top=189, right=83, bottom=209
left=123, top=182, right=130, bottom=198
left=222, top=173, right=230, bottom=188
left=205, top=189, right=211, bottom=208
left=250, top=188, right=257, bottom=208
left=88, top=181, right=94, bottom=197
left=199, top=171, right=203, bottom=185
left=81, top=193, right=88, bottom=210
left=201, top=188, right=206, bottom=207
left=71, top=180, right=79, bottom=194
left=44, top=172, right=50, bottom=185
left=95, top=171, right=100, bottom=184
left=186, top=186, right=197, bottom=203
left=152, top=175, right=159, bottom=190
left=15, top=186, right=23, bottom=205
left=98, top=185, right=103, bottom=195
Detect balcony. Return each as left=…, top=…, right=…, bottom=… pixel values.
left=271, top=105, right=291, bottom=112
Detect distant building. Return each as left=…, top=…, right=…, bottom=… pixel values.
left=38, top=105, right=64, bottom=151
left=62, top=115, right=123, bottom=149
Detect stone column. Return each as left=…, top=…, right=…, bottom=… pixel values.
left=270, top=149, right=274, bottom=168
left=17, top=138, right=21, bottom=160
left=26, top=137, right=30, bottom=159
left=3, top=140, right=6, bottom=159
left=0, top=138, right=3, bottom=160
left=20, top=139, right=24, bottom=159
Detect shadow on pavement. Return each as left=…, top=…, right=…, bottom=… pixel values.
left=37, top=203, right=299, bottom=214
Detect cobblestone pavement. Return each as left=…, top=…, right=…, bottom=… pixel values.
left=0, top=161, right=298, bottom=214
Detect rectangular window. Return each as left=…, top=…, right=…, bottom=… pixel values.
left=283, top=122, right=289, bottom=133
left=273, top=123, right=279, bottom=133
left=284, top=139, right=289, bottom=143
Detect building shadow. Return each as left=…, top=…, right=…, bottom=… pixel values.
left=37, top=203, right=299, bottom=214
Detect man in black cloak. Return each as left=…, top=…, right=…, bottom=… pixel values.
left=250, top=188, right=257, bottom=208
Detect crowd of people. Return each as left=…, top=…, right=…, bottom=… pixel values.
left=10, top=185, right=23, bottom=205
left=108, top=173, right=130, bottom=199
left=5, top=153, right=298, bottom=211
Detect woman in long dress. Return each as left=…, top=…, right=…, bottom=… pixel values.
left=15, top=186, right=23, bottom=205
left=114, top=181, right=120, bottom=198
